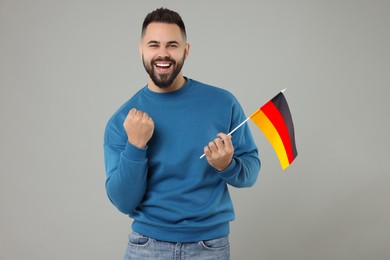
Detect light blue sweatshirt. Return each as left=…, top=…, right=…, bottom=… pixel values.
left=104, top=78, right=260, bottom=242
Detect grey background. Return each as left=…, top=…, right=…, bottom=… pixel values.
left=1, top=0, right=389, bottom=259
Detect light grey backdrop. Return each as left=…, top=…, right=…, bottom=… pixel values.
left=1, top=0, right=389, bottom=259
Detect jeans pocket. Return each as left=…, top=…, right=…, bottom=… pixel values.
left=128, top=232, right=151, bottom=247
left=200, top=236, right=230, bottom=251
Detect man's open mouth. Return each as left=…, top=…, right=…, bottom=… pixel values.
left=155, top=62, right=173, bottom=69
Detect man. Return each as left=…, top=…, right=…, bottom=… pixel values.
left=104, top=7, right=260, bottom=260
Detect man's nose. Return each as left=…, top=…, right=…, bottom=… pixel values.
left=157, top=46, right=170, bottom=58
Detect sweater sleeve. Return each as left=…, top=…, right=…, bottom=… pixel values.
left=217, top=97, right=261, bottom=188
left=218, top=153, right=260, bottom=188
left=104, top=122, right=148, bottom=215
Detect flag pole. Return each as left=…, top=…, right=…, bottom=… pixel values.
left=199, top=88, right=287, bottom=159
left=199, top=116, right=251, bottom=159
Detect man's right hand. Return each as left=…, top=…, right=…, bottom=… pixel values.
left=123, top=108, right=154, bottom=149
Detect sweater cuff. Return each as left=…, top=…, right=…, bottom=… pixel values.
left=218, top=157, right=239, bottom=179
left=123, top=142, right=147, bottom=161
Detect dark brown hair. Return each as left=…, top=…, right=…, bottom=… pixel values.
left=141, top=8, right=187, bottom=39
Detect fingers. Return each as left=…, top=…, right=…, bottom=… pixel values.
left=203, top=133, right=233, bottom=156
left=126, top=109, right=154, bottom=128
left=124, top=108, right=154, bottom=148
left=128, top=108, right=151, bottom=120
left=203, top=133, right=234, bottom=172
left=217, top=133, right=232, bottom=147
left=126, top=108, right=154, bottom=127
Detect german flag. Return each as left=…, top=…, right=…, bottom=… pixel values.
left=250, top=91, right=297, bottom=170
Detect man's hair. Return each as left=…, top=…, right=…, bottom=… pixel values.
left=141, top=7, right=187, bottom=39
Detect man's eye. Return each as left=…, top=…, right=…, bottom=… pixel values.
left=149, top=44, right=159, bottom=48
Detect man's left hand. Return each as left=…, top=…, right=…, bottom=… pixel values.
left=204, top=133, right=234, bottom=171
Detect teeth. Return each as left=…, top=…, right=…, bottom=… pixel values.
left=156, top=63, right=170, bottom=67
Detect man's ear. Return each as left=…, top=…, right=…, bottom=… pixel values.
left=184, top=43, right=190, bottom=59
left=138, top=42, right=143, bottom=59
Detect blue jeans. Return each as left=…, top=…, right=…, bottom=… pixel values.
left=123, top=232, right=230, bottom=260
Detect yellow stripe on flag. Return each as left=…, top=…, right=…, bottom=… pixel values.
left=250, top=110, right=290, bottom=170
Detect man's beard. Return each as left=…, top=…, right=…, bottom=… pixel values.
left=142, top=53, right=185, bottom=89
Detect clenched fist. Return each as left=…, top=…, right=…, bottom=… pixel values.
left=123, top=108, right=154, bottom=148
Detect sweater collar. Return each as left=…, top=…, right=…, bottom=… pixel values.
left=142, top=77, right=193, bottom=100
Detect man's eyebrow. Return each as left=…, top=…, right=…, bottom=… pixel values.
left=146, top=40, right=180, bottom=45
left=167, top=41, right=180, bottom=45
left=147, top=40, right=160, bottom=45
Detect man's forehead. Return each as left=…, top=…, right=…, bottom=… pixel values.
left=142, top=22, right=184, bottom=41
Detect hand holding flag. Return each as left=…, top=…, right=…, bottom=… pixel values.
left=200, top=89, right=298, bottom=170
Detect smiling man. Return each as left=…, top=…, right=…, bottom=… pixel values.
left=141, top=22, right=188, bottom=91
left=104, top=8, right=261, bottom=260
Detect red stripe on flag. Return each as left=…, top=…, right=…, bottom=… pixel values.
left=261, top=101, right=295, bottom=164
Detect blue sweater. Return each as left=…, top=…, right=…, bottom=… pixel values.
left=104, top=78, right=260, bottom=242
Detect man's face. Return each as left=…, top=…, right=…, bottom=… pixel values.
left=140, top=23, right=189, bottom=89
